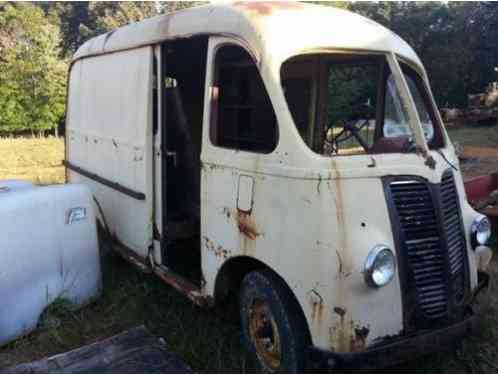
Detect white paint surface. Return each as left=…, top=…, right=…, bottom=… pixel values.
left=0, top=182, right=101, bottom=345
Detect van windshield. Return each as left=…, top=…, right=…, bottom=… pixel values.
left=281, top=53, right=443, bottom=156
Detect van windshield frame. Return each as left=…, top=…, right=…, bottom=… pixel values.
left=280, top=51, right=445, bottom=157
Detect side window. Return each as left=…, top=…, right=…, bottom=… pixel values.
left=210, top=45, right=278, bottom=153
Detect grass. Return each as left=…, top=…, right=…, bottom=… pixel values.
left=0, top=134, right=498, bottom=372
left=447, top=122, right=498, bottom=148
left=0, top=137, right=65, bottom=185
left=0, top=256, right=249, bottom=372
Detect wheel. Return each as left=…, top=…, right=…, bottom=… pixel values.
left=240, top=270, right=309, bottom=373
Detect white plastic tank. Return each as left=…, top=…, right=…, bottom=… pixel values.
left=0, top=181, right=102, bottom=345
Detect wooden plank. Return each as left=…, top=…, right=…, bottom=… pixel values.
left=2, top=326, right=191, bottom=374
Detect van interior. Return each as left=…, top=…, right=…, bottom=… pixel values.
left=159, top=36, right=207, bottom=284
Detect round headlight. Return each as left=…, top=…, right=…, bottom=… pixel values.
left=471, top=215, right=491, bottom=247
left=364, top=245, right=396, bottom=288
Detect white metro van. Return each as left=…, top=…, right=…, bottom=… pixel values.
left=65, top=2, right=492, bottom=371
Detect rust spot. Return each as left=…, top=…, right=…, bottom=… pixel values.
left=333, top=306, right=346, bottom=317
left=237, top=211, right=260, bottom=240
left=309, top=290, right=324, bottom=327
left=214, top=245, right=230, bottom=259
left=311, top=301, right=324, bottom=328
left=233, top=1, right=303, bottom=16
left=155, top=269, right=211, bottom=307
left=336, top=250, right=343, bottom=275
left=202, top=236, right=231, bottom=259
left=351, top=325, right=370, bottom=352
left=335, top=251, right=351, bottom=278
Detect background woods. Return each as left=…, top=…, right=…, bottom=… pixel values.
left=1, top=1, right=498, bottom=135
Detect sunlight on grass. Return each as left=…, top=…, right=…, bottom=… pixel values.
left=0, top=137, right=65, bottom=185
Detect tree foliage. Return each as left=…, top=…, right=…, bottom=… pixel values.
left=349, top=1, right=498, bottom=106
left=1, top=1, right=498, bottom=135
left=0, top=3, right=66, bottom=135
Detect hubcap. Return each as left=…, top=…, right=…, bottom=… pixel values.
left=248, top=299, right=282, bottom=371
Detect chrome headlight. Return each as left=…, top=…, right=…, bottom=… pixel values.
left=471, top=214, right=491, bottom=247
left=364, top=245, right=396, bottom=288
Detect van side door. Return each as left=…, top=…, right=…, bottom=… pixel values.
left=200, top=37, right=279, bottom=292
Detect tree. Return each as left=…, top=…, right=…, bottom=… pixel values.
left=38, top=2, right=207, bottom=57
left=348, top=2, right=488, bottom=107
left=0, top=3, right=67, bottom=135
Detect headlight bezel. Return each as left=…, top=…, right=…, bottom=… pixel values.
left=471, top=214, right=491, bottom=248
left=364, top=245, right=396, bottom=288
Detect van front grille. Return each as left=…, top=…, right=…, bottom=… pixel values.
left=390, top=180, right=448, bottom=318
left=440, top=170, right=466, bottom=302
left=387, top=170, right=469, bottom=327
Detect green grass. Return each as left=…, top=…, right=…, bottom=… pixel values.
left=0, top=137, right=65, bottom=185
left=0, top=256, right=249, bottom=372
left=447, top=122, right=498, bottom=148
left=2, top=250, right=497, bottom=373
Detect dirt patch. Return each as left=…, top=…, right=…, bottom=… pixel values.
left=458, top=146, right=498, bottom=180
left=460, top=157, right=498, bottom=180
left=463, top=146, right=498, bottom=158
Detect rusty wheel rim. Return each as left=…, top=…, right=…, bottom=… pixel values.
left=248, top=299, right=282, bottom=371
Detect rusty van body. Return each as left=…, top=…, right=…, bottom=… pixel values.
left=64, top=2, right=492, bottom=371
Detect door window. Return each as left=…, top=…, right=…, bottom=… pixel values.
left=210, top=45, right=278, bottom=153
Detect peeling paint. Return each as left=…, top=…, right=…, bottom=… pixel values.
left=329, top=309, right=371, bottom=353
left=351, top=325, right=370, bottom=351
left=155, top=267, right=211, bottom=307
left=355, top=325, right=370, bottom=341
left=202, top=236, right=232, bottom=259
left=333, top=306, right=346, bottom=317
left=309, top=290, right=324, bottom=327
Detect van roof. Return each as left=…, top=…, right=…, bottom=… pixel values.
left=73, top=1, right=422, bottom=68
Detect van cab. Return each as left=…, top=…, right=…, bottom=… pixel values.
left=65, top=2, right=491, bottom=371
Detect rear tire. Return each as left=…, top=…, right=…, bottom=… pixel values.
left=240, top=270, right=309, bottom=373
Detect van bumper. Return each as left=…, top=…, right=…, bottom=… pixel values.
left=307, top=272, right=489, bottom=371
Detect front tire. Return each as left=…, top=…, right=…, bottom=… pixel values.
left=240, top=270, right=309, bottom=373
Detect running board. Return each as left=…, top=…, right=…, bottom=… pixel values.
left=111, top=239, right=211, bottom=307
left=154, top=266, right=212, bottom=308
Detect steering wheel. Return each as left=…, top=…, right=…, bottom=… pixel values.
left=326, top=118, right=371, bottom=155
